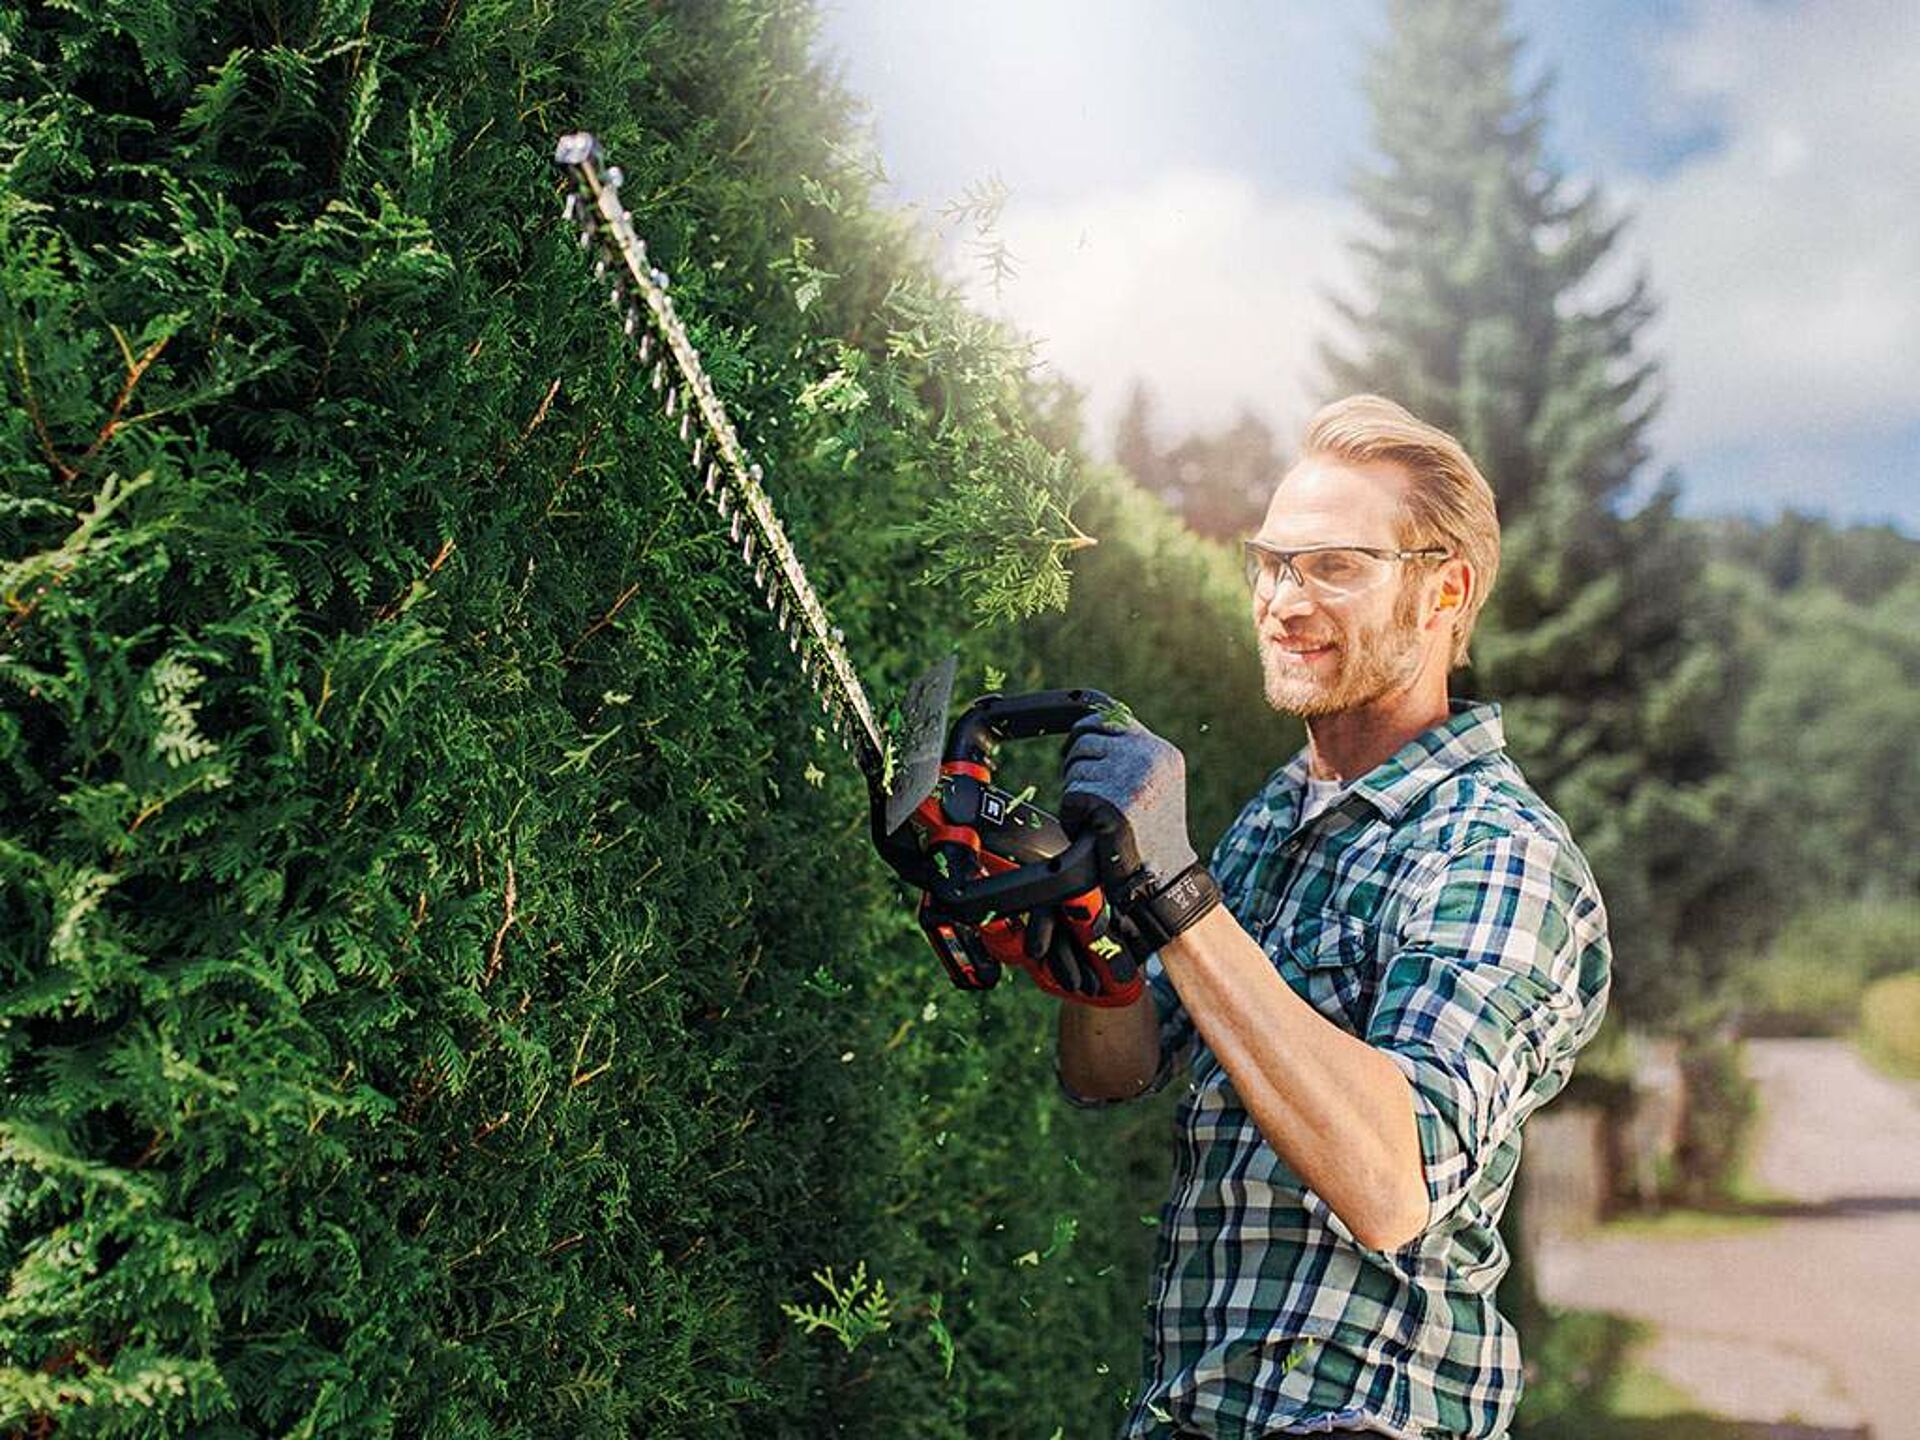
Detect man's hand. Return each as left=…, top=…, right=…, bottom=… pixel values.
left=1060, top=711, right=1199, bottom=896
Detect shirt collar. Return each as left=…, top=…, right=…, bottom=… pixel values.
left=1277, top=700, right=1506, bottom=823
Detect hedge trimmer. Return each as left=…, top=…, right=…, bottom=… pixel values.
left=553, top=133, right=1144, bottom=1006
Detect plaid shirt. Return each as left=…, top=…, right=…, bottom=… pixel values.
left=1116, top=703, right=1610, bottom=1439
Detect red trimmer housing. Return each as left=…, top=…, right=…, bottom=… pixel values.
left=875, top=687, right=1147, bottom=1007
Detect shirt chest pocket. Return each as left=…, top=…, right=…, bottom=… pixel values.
left=1274, top=912, right=1379, bottom=1036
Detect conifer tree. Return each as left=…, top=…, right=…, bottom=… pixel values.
left=1321, top=0, right=1775, bottom=1359
left=1322, top=0, right=1757, bottom=1025
left=1112, top=383, right=1280, bottom=542
left=1114, top=380, right=1160, bottom=488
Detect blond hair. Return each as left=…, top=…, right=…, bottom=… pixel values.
left=1300, top=394, right=1500, bottom=667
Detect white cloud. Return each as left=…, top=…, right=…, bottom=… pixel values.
left=1629, top=0, right=1920, bottom=457
left=946, top=171, right=1357, bottom=455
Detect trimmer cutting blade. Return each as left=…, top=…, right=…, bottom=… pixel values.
left=557, top=134, right=1140, bottom=1007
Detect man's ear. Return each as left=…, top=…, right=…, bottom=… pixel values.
left=1429, top=559, right=1472, bottom=626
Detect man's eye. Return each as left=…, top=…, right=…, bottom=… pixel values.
left=1308, top=553, right=1367, bottom=584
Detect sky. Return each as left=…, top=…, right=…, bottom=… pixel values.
left=814, top=0, right=1920, bottom=533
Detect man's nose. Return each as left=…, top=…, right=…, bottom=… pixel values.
left=1258, top=571, right=1316, bottom=619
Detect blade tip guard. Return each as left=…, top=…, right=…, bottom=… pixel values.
left=554, top=132, right=601, bottom=168
left=879, top=653, right=959, bottom=839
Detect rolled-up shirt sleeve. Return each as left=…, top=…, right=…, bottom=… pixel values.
left=1369, top=831, right=1610, bottom=1227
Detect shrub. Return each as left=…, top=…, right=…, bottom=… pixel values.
left=1737, top=898, right=1920, bottom=1034
left=1670, top=1032, right=1757, bottom=1206
left=1859, top=971, right=1920, bottom=1079
left=0, top=2, right=1165, bottom=1434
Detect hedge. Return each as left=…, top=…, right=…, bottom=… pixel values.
left=1, top=1, right=1285, bottom=1434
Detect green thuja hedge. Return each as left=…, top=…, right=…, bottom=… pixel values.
left=2, top=1, right=1283, bottom=1434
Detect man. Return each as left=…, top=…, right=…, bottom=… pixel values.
left=1057, top=395, right=1610, bottom=1439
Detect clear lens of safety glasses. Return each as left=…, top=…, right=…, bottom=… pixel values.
left=1242, top=543, right=1446, bottom=600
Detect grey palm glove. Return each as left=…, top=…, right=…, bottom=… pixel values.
left=1060, top=711, right=1221, bottom=948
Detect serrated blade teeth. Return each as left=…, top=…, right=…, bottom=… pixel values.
left=562, top=149, right=885, bottom=774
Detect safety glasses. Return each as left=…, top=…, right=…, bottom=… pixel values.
left=1241, top=541, right=1449, bottom=600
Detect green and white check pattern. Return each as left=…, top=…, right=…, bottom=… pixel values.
left=1122, top=703, right=1610, bottom=1439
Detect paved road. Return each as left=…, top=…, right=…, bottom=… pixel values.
left=1538, top=1038, right=1920, bottom=1439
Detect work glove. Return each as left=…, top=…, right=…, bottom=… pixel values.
left=1016, top=899, right=1141, bottom=1004
left=1060, top=711, right=1221, bottom=949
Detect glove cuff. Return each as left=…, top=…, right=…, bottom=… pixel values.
left=1120, top=862, right=1222, bottom=950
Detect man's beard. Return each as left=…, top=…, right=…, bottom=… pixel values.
left=1260, top=589, right=1426, bottom=718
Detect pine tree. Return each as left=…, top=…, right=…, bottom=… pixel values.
left=1113, top=379, right=1161, bottom=487
left=1160, top=409, right=1283, bottom=542
left=1319, top=0, right=1772, bottom=1361
left=1322, top=0, right=1758, bottom=1027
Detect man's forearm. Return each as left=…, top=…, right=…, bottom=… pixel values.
left=1158, top=905, right=1430, bottom=1250
left=1056, top=989, right=1162, bottom=1100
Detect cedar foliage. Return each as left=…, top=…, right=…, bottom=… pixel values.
left=0, top=1, right=1268, bottom=1434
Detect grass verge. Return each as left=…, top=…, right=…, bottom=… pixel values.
left=1857, top=971, right=1920, bottom=1080
left=1515, top=1309, right=1857, bottom=1440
